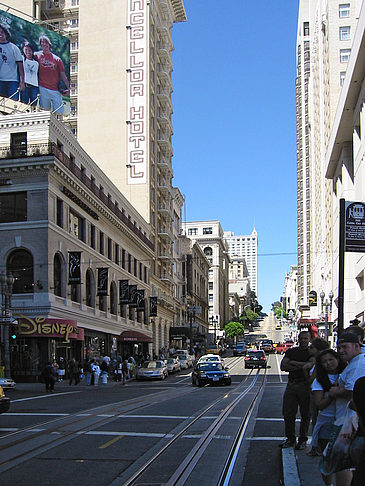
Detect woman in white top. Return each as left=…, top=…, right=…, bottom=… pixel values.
left=312, top=349, right=347, bottom=486
left=20, top=41, right=39, bottom=105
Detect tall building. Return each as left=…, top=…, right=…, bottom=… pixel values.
left=296, top=0, right=361, bottom=319
left=224, top=229, right=258, bottom=295
left=182, top=221, right=230, bottom=333
left=4, top=0, right=187, bottom=353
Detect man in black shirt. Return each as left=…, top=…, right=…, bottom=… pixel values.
left=280, top=330, right=312, bottom=449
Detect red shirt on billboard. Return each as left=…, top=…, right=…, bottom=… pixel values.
left=35, top=50, right=65, bottom=91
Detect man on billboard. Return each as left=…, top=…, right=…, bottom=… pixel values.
left=35, top=34, right=69, bottom=114
left=0, top=23, right=25, bottom=100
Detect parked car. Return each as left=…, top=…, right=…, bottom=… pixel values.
left=0, top=386, right=10, bottom=414
left=259, top=339, right=274, bottom=354
left=244, top=350, right=267, bottom=369
left=173, top=353, right=193, bottom=369
left=165, top=357, right=181, bottom=374
left=0, top=377, right=16, bottom=390
left=136, top=360, right=168, bottom=380
left=191, top=362, right=231, bottom=387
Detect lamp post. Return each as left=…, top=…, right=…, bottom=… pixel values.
left=209, top=315, right=218, bottom=344
left=0, top=272, right=14, bottom=378
left=320, top=290, right=334, bottom=342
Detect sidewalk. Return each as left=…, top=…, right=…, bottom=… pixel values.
left=12, top=376, right=134, bottom=393
left=282, top=445, right=324, bottom=486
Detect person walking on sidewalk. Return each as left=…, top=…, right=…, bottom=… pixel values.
left=280, top=330, right=313, bottom=450
left=68, top=358, right=80, bottom=386
left=41, top=362, right=57, bottom=393
left=122, top=359, right=128, bottom=385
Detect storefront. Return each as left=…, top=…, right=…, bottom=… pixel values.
left=11, top=315, right=84, bottom=382
left=118, top=330, right=152, bottom=362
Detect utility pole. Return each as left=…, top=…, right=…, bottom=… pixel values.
left=0, top=272, right=14, bottom=378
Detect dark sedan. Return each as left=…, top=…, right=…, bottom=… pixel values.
left=191, top=362, right=231, bottom=387
left=244, top=350, right=267, bottom=369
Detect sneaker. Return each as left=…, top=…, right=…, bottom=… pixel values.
left=295, top=441, right=307, bottom=450
left=280, top=439, right=296, bottom=448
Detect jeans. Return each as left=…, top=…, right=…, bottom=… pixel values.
left=39, top=86, right=64, bottom=114
left=282, top=381, right=311, bottom=442
left=21, top=84, right=39, bottom=105
left=0, top=81, right=19, bottom=100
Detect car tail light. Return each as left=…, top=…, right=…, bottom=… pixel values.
left=244, top=356, right=249, bottom=360
left=260, top=357, right=266, bottom=360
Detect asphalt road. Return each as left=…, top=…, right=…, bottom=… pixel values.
left=1, top=322, right=292, bottom=486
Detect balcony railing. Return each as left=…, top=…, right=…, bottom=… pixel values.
left=0, top=142, right=154, bottom=250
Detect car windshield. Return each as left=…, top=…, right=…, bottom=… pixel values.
left=200, top=356, right=219, bottom=362
left=198, top=363, right=224, bottom=371
left=247, top=351, right=265, bottom=357
left=143, top=361, right=162, bottom=368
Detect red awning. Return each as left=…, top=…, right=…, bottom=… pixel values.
left=119, top=330, right=152, bottom=343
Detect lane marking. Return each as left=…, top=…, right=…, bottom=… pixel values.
left=99, top=435, right=124, bottom=449
left=12, top=391, right=82, bottom=402
left=275, top=353, right=283, bottom=383
left=255, top=418, right=301, bottom=422
left=117, top=414, right=189, bottom=419
left=84, top=431, right=174, bottom=438
left=2, top=413, right=69, bottom=416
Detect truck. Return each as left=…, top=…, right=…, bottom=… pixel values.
left=274, top=341, right=294, bottom=354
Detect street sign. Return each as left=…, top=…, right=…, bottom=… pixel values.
left=345, top=201, right=365, bottom=252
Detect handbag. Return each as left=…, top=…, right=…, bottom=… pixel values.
left=320, top=404, right=358, bottom=475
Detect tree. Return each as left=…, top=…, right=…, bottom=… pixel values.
left=224, top=321, right=245, bottom=339
left=244, top=309, right=258, bottom=323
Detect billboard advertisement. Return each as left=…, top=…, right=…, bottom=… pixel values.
left=0, top=8, right=70, bottom=114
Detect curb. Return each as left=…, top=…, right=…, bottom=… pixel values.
left=282, top=448, right=301, bottom=486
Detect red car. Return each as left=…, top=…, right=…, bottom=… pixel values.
left=275, top=342, right=294, bottom=354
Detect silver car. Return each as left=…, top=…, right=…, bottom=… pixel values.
left=166, top=357, right=181, bottom=374
left=136, top=360, right=168, bottom=380
left=0, top=377, right=16, bottom=390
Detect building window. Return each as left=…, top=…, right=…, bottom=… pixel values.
left=110, top=282, right=117, bottom=315
left=340, top=48, right=351, bottom=63
left=69, top=210, right=85, bottom=241
left=303, top=21, right=309, bottom=36
left=56, top=198, right=63, bottom=227
left=339, top=26, right=351, bottom=41
left=115, top=244, right=119, bottom=265
left=128, top=254, right=132, bottom=273
left=188, top=228, right=198, bottom=235
left=208, top=282, right=213, bottom=290
left=339, top=3, right=350, bottom=18
left=10, top=132, right=27, bottom=157
left=122, top=249, right=126, bottom=269
left=85, top=269, right=95, bottom=307
left=340, top=71, right=346, bottom=86
left=107, top=237, right=113, bottom=260
left=99, top=231, right=104, bottom=255
left=0, top=192, right=27, bottom=223
left=134, top=258, right=138, bottom=277
left=70, top=283, right=81, bottom=303
left=90, top=224, right=96, bottom=249
left=53, top=253, right=63, bottom=297
left=204, top=247, right=213, bottom=256
left=203, top=227, right=213, bottom=234
left=7, top=249, right=33, bottom=294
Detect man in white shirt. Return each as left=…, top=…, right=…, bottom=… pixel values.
left=328, top=332, right=365, bottom=417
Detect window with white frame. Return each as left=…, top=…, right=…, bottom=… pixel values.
left=339, top=26, right=351, bottom=41
left=340, top=71, right=346, bottom=86
left=203, top=227, right=213, bottom=234
left=339, top=4, right=350, bottom=18
left=188, top=228, right=198, bottom=235
left=340, top=49, right=351, bottom=63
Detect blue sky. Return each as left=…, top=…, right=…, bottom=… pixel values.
left=171, top=0, right=300, bottom=313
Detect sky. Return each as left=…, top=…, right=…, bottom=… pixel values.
left=171, top=0, right=300, bottom=313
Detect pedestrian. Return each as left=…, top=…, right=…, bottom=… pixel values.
left=350, top=376, right=365, bottom=486
left=68, top=358, right=80, bottom=386
left=57, top=357, right=65, bottom=382
left=100, top=358, right=109, bottom=384
left=122, top=359, right=128, bottom=385
left=83, top=360, right=92, bottom=385
left=328, top=332, right=365, bottom=486
left=345, top=325, right=365, bottom=354
left=41, top=361, right=57, bottom=393
left=310, top=349, right=346, bottom=485
left=280, top=330, right=313, bottom=449
left=91, top=360, right=100, bottom=385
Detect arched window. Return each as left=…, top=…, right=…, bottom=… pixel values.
left=7, top=249, right=33, bottom=294
left=204, top=247, right=213, bottom=257
left=53, top=253, right=63, bottom=297
left=110, top=281, right=117, bottom=315
left=85, top=269, right=95, bottom=307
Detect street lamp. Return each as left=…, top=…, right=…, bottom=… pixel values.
left=209, top=315, right=219, bottom=344
left=320, top=290, right=334, bottom=342
left=0, top=272, right=14, bottom=378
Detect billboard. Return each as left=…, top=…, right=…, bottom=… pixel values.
left=345, top=201, right=365, bottom=252
left=0, top=8, right=70, bottom=114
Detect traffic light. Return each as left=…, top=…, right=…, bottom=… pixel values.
left=10, top=323, right=18, bottom=341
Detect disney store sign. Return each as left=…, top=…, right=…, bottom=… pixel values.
left=18, top=315, right=84, bottom=340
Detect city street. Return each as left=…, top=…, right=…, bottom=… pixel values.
left=0, top=332, right=292, bottom=486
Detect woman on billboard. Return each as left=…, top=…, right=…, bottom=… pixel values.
left=20, top=41, right=39, bottom=105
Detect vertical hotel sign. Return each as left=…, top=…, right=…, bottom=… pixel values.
left=127, top=0, right=147, bottom=184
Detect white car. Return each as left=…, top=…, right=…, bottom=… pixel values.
left=165, top=357, right=181, bottom=374
left=0, top=377, right=16, bottom=390
left=197, top=354, right=225, bottom=366
left=174, top=354, right=193, bottom=370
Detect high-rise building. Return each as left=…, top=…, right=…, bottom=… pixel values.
left=5, top=0, right=187, bottom=353
left=224, top=229, right=258, bottom=295
left=296, top=0, right=361, bottom=315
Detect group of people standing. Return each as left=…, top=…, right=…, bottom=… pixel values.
left=0, top=23, right=69, bottom=113
left=280, top=326, right=365, bottom=486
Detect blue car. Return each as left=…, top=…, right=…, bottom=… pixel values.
left=191, top=362, right=231, bottom=387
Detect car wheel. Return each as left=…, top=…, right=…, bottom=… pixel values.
left=225, top=379, right=231, bottom=386
left=196, top=378, right=203, bottom=387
